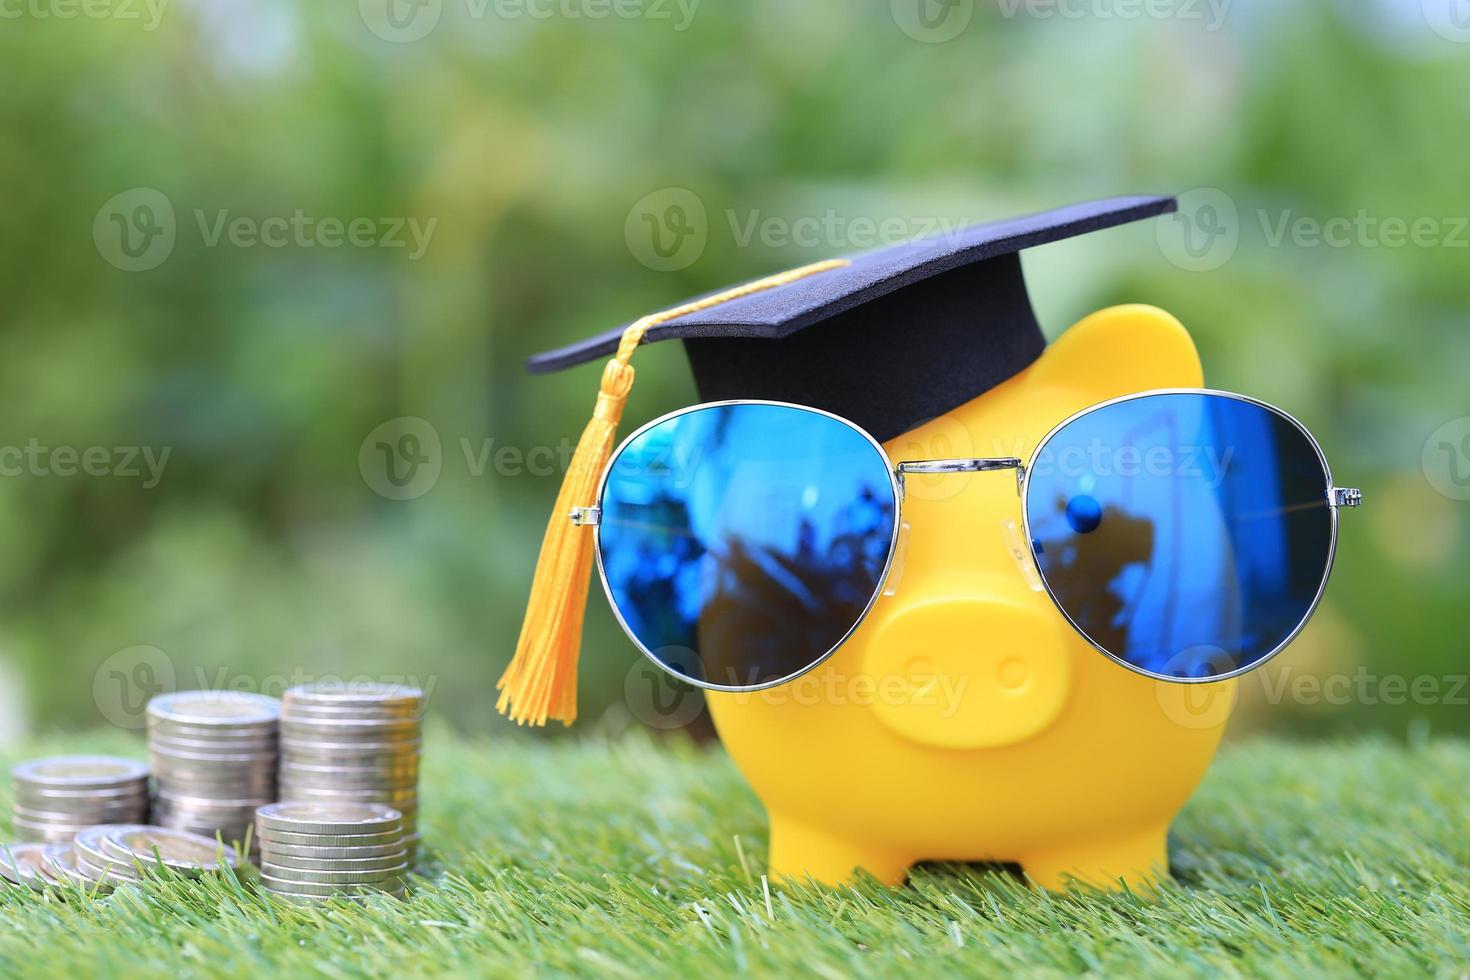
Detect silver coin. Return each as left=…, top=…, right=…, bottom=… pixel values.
left=13, top=756, right=149, bottom=789
left=149, top=744, right=278, bottom=765
left=283, top=683, right=424, bottom=708
left=256, top=801, right=402, bottom=835
left=11, top=814, right=116, bottom=835
left=73, top=825, right=148, bottom=876
left=14, top=781, right=148, bottom=802
left=101, top=825, right=238, bottom=872
left=154, top=790, right=272, bottom=809
left=148, top=734, right=278, bottom=755
left=11, top=826, right=85, bottom=845
left=153, top=778, right=276, bottom=799
left=280, top=717, right=420, bottom=737
left=73, top=849, right=139, bottom=886
left=254, top=827, right=403, bottom=848
left=147, top=715, right=278, bottom=736
left=280, top=738, right=421, bottom=755
left=12, top=799, right=147, bottom=821
left=147, top=691, right=280, bottom=726
left=262, top=861, right=406, bottom=885
left=265, top=888, right=405, bottom=906
left=261, top=850, right=408, bottom=873
left=0, top=843, right=58, bottom=890
left=260, top=840, right=407, bottom=860
left=45, top=846, right=111, bottom=891
left=278, top=759, right=418, bottom=778
left=258, top=872, right=402, bottom=896
left=276, top=785, right=415, bottom=801
left=277, top=775, right=416, bottom=794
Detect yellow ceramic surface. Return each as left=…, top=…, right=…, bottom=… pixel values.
left=707, top=305, right=1239, bottom=891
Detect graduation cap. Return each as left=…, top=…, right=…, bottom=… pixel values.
left=499, top=194, right=1176, bottom=725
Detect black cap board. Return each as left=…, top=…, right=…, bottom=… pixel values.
left=527, top=194, right=1176, bottom=443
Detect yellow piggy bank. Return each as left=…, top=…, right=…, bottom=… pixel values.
left=505, top=197, right=1351, bottom=893
left=706, top=304, right=1237, bottom=891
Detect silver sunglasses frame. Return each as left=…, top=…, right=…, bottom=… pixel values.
left=579, top=389, right=1361, bottom=691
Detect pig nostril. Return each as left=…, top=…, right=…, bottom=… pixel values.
left=998, top=657, right=1030, bottom=691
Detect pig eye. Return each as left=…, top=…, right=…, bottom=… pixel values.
left=1064, top=494, right=1102, bottom=533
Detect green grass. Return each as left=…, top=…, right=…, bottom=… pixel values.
left=0, top=730, right=1465, bottom=978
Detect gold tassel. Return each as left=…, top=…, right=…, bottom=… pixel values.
left=497, top=258, right=852, bottom=726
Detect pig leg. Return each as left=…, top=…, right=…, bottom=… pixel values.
left=767, top=813, right=913, bottom=887
left=1019, top=824, right=1170, bottom=892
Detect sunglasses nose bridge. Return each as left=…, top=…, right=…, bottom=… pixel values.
left=894, top=457, right=1026, bottom=501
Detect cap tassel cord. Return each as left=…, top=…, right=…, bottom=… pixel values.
left=496, top=258, right=852, bottom=726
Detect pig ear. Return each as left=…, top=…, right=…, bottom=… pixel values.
left=1030, top=304, right=1204, bottom=399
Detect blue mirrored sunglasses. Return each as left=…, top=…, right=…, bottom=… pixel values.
left=572, top=392, right=1361, bottom=692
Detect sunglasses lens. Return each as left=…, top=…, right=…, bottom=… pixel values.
left=599, top=403, right=898, bottom=689
left=1025, top=392, right=1334, bottom=680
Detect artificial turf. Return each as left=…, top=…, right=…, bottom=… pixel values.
left=0, top=729, right=1464, bottom=978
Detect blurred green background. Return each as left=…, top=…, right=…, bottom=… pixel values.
left=0, top=0, right=1464, bottom=743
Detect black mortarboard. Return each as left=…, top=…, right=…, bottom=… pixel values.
left=499, top=194, right=1177, bottom=727
left=528, top=194, right=1176, bottom=442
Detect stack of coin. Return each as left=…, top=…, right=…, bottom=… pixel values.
left=147, top=691, right=280, bottom=852
left=19, top=824, right=237, bottom=892
left=69, top=824, right=237, bottom=890
left=11, top=756, right=149, bottom=843
left=279, top=684, right=423, bottom=860
left=0, top=842, right=60, bottom=890
left=255, top=801, right=407, bottom=904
